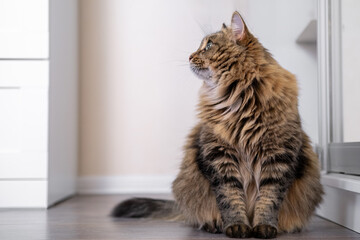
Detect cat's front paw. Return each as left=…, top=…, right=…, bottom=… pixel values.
left=225, top=223, right=251, bottom=238
left=252, top=224, right=277, bottom=239
left=201, top=220, right=222, bottom=234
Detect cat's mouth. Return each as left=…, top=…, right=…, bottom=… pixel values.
left=190, top=65, right=212, bottom=80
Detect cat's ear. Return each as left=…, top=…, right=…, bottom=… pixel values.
left=222, top=23, right=227, bottom=30
left=231, top=11, right=246, bottom=41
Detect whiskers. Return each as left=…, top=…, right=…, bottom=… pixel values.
left=159, top=59, right=189, bottom=66
left=160, top=49, right=191, bottom=68
left=177, top=64, right=191, bottom=68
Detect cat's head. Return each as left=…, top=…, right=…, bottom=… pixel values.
left=189, top=12, right=262, bottom=83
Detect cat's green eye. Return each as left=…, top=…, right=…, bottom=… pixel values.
left=205, top=41, right=213, bottom=51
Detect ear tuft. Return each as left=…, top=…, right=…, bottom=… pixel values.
left=222, top=23, right=227, bottom=29
left=231, top=11, right=246, bottom=41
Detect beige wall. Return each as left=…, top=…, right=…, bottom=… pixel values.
left=79, top=0, right=247, bottom=177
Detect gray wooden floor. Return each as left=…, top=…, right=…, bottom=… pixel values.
left=0, top=194, right=359, bottom=240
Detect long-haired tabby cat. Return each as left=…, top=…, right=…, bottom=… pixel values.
left=112, top=12, right=323, bottom=239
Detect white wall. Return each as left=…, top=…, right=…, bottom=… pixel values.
left=79, top=0, right=319, bottom=192
left=341, top=0, right=360, bottom=142
left=48, top=0, right=78, bottom=206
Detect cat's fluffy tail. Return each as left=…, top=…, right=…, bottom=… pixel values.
left=111, top=198, right=182, bottom=220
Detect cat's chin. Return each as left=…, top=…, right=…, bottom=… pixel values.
left=190, top=65, right=212, bottom=80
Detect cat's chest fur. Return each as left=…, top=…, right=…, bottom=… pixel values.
left=199, top=126, right=261, bottom=217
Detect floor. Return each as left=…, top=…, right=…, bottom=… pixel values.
left=0, top=194, right=359, bottom=240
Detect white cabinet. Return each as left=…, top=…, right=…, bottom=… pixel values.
left=0, top=62, right=48, bottom=179
left=0, top=0, right=49, bottom=58
left=0, top=0, right=78, bottom=208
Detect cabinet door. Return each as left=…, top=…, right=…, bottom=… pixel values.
left=0, top=0, right=48, bottom=58
left=0, top=61, right=48, bottom=178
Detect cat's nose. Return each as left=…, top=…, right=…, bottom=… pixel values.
left=189, top=54, right=194, bottom=62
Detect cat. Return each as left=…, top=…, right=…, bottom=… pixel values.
left=111, top=11, right=323, bottom=239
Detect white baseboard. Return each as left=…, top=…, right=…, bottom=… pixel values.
left=317, top=174, right=360, bottom=233
left=77, top=175, right=175, bottom=194
left=0, top=180, right=47, bottom=208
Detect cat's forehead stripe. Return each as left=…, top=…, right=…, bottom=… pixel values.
left=207, top=33, right=219, bottom=39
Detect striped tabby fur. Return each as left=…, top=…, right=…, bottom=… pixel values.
left=112, top=12, right=323, bottom=239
